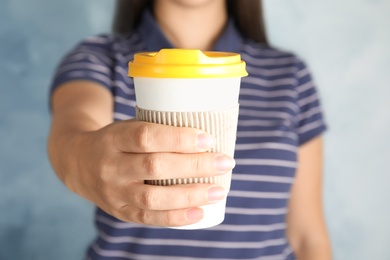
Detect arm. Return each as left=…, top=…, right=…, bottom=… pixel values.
left=48, top=81, right=233, bottom=226
left=286, top=136, right=332, bottom=259
left=48, top=81, right=113, bottom=195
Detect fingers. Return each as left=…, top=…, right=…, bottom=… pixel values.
left=115, top=152, right=235, bottom=180
left=111, top=120, right=214, bottom=153
left=114, top=183, right=226, bottom=227
left=118, top=205, right=205, bottom=227
left=100, top=178, right=226, bottom=227
left=128, top=183, right=226, bottom=211
left=96, top=120, right=232, bottom=227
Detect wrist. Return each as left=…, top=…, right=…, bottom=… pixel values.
left=48, top=128, right=93, bottom=195
left=62, top=131, right=90, bottom=194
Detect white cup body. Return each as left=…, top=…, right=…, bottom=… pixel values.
left=134, top=77, right=241, bottom=112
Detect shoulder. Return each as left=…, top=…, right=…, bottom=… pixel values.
left=74, top=34, right=115, bottom=53
left=240, top=40, right=306, bottom=72
left=241, top=40, right=296, bottom=60
left=56, top=32, right=146, bottom=72
left=239, top=41, right=326, bottom=144
left=61, top=34, right=117, bottom=67
left=240, top=41, right=314, bottom=89
left=71, top=32, right=144, bottom=59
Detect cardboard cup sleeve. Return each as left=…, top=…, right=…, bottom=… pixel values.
left=136, top=105, right=239, bottom=191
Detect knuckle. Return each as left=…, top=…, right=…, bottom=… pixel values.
left=97, top=156, right=114, bottom=183
left=139, top=190, right=155, bottom=209
left=94, top=157, right=118, bottom=198
left=143, top=154, right=163, bottom=178
left=134, top=124, right=151, bottom=151
left=136, top=209, right=150, bottom=224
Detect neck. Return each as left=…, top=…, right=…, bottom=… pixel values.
left=154, top=0, right=227, bottom=51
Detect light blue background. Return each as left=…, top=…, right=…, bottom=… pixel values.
left=0, top=0, right=389, bottom=259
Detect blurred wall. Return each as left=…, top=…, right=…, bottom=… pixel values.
left=0, top=0, right=114, bottom=259
left=0, top=0, right=389, bottom=259
left=264, top=1, right=390, bottom=259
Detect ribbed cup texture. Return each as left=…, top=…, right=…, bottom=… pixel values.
left=136, top=105, right=239, bottom=190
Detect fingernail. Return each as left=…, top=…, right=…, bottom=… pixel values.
left=215, top=155, right=235, bottom=172
left=186, top=208, right=204, bottom=220
left=208, top=186, right=226, bottom=202
left=197, top=134, right=214, bottom=150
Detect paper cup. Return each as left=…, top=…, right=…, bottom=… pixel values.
left=128, top=49, right=247, bottom=229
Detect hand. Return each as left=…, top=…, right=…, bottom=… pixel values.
left=66, top=120, right=235, bottom=227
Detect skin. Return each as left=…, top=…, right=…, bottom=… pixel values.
left=154, top=0, right=227, bottom=50
left=287, top=137, right=332, bottom=259
left=48, top=0, right=331, bottom=258
left=48, top=81, right=233, bottom=226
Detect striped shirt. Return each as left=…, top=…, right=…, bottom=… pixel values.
left=51, top=10, right=326, bottom=260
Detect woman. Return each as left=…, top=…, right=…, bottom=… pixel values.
left=48, top=0, right=331, bottom=259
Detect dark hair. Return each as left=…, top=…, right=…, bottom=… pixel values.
left=113, top=0, right=268, bottom=44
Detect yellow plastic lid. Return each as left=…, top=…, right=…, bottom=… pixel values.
left=128, top=49, right=248, bottom=78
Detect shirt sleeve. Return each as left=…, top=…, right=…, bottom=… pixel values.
left=49, top=35, right=115, bottom=97
left=294, top=57, right=327, bottom=145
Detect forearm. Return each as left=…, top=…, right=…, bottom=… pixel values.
left=293, top=236, right=332, bottom=260
left=48, top=81, right=113, bottom=188
left=287, top=137, right=332, bottom=259
left=48, top=112, right=97, bottom=187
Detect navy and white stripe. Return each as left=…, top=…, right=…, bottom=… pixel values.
left=51, top=9, right=326, bottom=260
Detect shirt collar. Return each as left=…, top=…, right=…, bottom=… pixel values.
left=137, top=9, right=243, bottom=53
